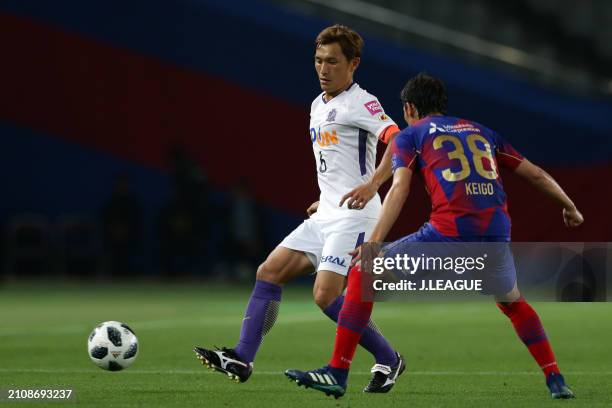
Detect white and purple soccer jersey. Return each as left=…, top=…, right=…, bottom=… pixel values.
left=279, top=83, right=396, bottom=275
left=309, top=83, right=396, bottom=220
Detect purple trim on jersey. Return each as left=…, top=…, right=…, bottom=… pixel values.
left=358, top=128, right=367, bottom=175
left=320, top=82, right=355, bottom=104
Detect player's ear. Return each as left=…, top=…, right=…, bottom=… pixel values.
left=409, top=103, right=419, bottom=119
left=350, top=57, right=360, bottom=72
left=402, top=102, right=410, bottom=124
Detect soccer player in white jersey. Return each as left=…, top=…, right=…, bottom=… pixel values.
left=194, top=25, right=405, bottom=393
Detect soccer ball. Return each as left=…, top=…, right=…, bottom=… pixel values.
left=87, top=321, right=138, bottom=371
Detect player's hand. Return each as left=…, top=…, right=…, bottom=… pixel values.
left=306, top=201, right=319, bottom=217
left=340, top=182, right=377, bottom=210
left=349, top=245, right=363, bottom=267
left=563, top=207, right=584, bottom=227
left=349, top=241, right=382, bottom=268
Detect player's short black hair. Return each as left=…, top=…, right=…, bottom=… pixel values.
left=400, top=73, right=448, bottom=117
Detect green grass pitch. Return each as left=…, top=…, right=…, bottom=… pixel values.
left=1, top=283, right=610, bottom=407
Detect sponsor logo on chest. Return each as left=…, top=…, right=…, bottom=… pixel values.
left=310, top=127, right=339, bottom=147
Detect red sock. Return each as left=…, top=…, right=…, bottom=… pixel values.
left=329, top=265, right=373, bottom=369
left=497, top=298, right=560, bottom=377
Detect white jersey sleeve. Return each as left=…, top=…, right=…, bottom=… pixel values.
left=346, top=92, right=396, bottom=141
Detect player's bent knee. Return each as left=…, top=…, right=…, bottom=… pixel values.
left=255, top=261, right=282, bottom=284
left=495, top=282, right=521, bottom=303
left=256, top=260, right=296, bottom=285
left=313, top=287, right=340, bottom=310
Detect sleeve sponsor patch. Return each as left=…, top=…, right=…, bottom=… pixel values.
left=364, top=100, right=383, bottom=115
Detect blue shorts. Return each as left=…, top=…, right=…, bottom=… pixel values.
left=382, top=223, right=516, bottom=296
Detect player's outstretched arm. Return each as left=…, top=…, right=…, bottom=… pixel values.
left=339, top=131, right=399, bottom=209
left=368, top=166, right=413, bottom=242
left=513, top=159, right=584, bottom=227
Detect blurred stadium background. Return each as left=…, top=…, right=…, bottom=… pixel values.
left=0, top=0, right=610, bottom=283
left=1, top=1, right=611, bottom=406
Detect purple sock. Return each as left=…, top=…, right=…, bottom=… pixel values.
left=234, top=280, right=282, bottom=363
left=324, top=295, right=397, bottom=366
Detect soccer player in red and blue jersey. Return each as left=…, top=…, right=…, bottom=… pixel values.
left=286, top=73, right=584, bottom=399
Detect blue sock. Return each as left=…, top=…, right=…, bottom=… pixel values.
left=234, top=280, right=282, bottom=363
left=324, top=295, right=397, bottom=366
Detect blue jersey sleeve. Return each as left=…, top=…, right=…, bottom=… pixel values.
left=493, top=132, right=524, bottom=170
left=391, top=129, right=418, bottom=173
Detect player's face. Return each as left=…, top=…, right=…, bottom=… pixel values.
left=315, top=43, right=359, bottom=97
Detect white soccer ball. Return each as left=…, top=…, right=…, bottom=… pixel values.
left=87, top=321, right=138, bottom=371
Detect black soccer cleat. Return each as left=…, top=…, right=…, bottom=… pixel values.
left=193, top=346, right=252, bottom=383
left=546, top=372, right=575, bottom=399
left=363, top=352, right=406, bottom=393
left=285, top=366, right=347, bottom=399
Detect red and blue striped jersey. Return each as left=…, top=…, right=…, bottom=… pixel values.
left=392, top=115, right=524, bottom=238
